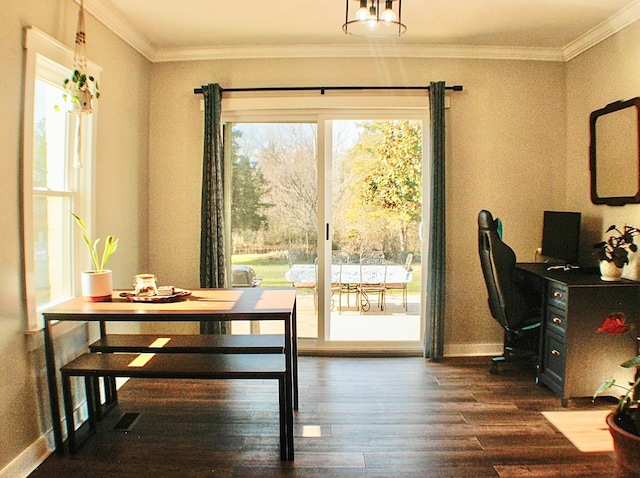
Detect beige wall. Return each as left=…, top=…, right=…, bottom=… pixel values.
left=1, top=1, right=150, bottom=474
left=147, top=57, right=567, bottom=353
left=566, top=21, right=640, bottom=280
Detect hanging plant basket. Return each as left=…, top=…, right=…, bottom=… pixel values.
left=63, top=0, right=99, bottom=114
left=64, top=84, right=94, bottom=114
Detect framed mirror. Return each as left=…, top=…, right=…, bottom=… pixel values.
left=590, top=97, right=640, bottom=206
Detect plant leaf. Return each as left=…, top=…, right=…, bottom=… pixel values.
left=621, top=355, right=640, bottom=368
left=594, top=377, right=616, bottom=399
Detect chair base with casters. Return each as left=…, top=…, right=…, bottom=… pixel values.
left=490, top=322, right=541, bottom=374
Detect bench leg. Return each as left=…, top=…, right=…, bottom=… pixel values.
left=280, top=375, right=294, bottom=461
left=61, top=372, right=77, bottom=454
left=92, top=376, right=118, bottom=420
left=278, top=376, right=287, bottom=461
left=85, top=376, right=98, bottom=433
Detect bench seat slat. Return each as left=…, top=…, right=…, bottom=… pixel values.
left=88, top=334, right=285, bottom=354
left=62, top=353, right=286, bottom=379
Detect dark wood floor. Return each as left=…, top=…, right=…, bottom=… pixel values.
left=30, top=356, right=620, bottom=477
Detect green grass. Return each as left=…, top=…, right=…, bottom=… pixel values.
left=232, top=254, right=291, bottom=287
left=232, top=253, right=422, bottom=293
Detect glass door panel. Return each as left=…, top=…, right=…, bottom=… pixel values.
left=229, top=123, right=318, bottom=338
left=328, top=119, right=422, bottom=342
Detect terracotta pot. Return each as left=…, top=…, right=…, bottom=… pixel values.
left=600, top=261, right=623, bottom=282
left=81, top=270, right=112, bottom=302
left=607, top=412, right=640, bottom=476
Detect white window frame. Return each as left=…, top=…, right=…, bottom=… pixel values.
left=22, top=27, right=100, bottom=331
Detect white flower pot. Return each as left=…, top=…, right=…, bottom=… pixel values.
left=81, top=270, right=113, bottom=302
left=600, top=261, right=623, bottom=282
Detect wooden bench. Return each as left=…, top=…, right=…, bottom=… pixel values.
left=60, top=353, right=293, bottom=460
left=88, top=333, right=298, bottom=413
left=88, top=333, right=285, bottom=354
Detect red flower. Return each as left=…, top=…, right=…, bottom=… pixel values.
left=597, top=313, right=630, bottom=334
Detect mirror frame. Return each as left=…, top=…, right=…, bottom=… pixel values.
left=590, top=97, right=640, bottom=206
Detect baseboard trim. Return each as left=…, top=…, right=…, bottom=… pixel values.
left=0, top=432, right=53, bottom=478
left=444, top=343, right=503, bottom=357
left=1, top=395, right=93, bottom=478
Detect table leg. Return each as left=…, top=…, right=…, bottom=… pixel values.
left=284, top=314, right=295, bottom=459
left=292, top=300, right=299, bottom=411
left=44, top=318, right=63, bottom=453
left=278, top=376, right=287, bottom=461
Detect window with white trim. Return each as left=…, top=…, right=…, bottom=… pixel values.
left=23, top=27, right=99, bottom=330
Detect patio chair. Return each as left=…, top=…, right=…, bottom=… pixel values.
left=360, top=250, right=385, bottom=261
left=331, top=250, right=350, bottom=313
left=385, top=253, right=412, bottom=310
left=357, top=256, right=387, bottom=314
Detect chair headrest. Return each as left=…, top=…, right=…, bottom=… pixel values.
left=478, top=209, right=497, bottom=231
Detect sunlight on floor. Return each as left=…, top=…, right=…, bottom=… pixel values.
left=542, top=410, right=613, bottom=452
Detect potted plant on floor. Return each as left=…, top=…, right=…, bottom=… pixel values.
left=593, top=313, right=640, bottom=475
left=71, top=212, right=118, bottom=301
left=593, top=224, right=640, bottom=281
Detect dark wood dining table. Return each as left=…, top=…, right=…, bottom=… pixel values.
left=42, top=287, right=298, bottom=455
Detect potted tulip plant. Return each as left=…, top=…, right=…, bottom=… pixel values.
left=593, top=224, right=640, bottom=281
left=593, top=313, right=640, bottom=475
left=71, top=212, right=118, bottom=301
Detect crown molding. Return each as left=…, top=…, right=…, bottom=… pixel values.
left=82, top=0, right=155, bottom=61
left=151, top=43, right=565, bottom=62
left=84, top=0, right=640, bottom=64
left=563, top=0, right=640, bottom=60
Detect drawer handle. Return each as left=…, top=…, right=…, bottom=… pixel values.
left=551, top=349, right=561, bottom=356
left=552, top=317, right=563, bottom=325
left=553, top=291, right=564, bottom=299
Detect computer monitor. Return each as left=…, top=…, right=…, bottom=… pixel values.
left=541, top=211, right=581, bottom=265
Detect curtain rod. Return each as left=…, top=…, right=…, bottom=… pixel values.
left=193, top=85, right=463, bottom=95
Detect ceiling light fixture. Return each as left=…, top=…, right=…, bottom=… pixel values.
left=343, top=0, right=407, bottom=38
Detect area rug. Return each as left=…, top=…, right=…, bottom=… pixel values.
left=542, top=410, right=613, bottom=452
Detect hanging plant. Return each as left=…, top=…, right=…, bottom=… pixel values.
left=63, top=0, right=99, bottom=114
left=63, top=69, right=99, bottom=113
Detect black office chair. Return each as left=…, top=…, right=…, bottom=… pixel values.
left=478, top=210, right=541, bottom=373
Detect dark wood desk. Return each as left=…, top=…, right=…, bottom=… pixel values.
left=43, top=287, right=297, bottom=454
left=516, top=263, right=640, bottom=406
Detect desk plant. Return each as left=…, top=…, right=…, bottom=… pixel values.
left=71, top=212, right=118, bottom=301
left=593, top=224, right=640, bottom=268
left=593, top=313, right=640, bottom=474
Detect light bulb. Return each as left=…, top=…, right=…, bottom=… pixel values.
left=355, top=6, right=370, bottom=21
left=380, top=7, right=397, bottom=22
left=367, top=4, right=378, bottom=29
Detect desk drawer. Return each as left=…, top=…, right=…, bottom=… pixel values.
left=545, top=305, right=566, bottom=337
left=541, top=330, right=565, bottom=393
left=547, top=282, right=567, bottom=310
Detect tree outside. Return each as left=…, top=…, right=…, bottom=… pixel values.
left=231, top=120, right=422, bottom=267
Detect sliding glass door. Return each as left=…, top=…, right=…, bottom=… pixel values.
left=226, top=109, right=426, bottom=352
left=325, top=119, right=423, bottom=343
left=228, top=123, right=319, bottom=338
